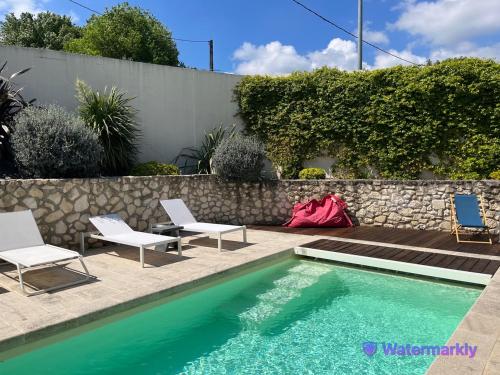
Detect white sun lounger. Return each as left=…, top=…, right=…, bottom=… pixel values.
left=0, top=210, right=91, bottom=295
left=160, top=199, right=247, bottom=251
left=87, top=214, right=182, bottom=267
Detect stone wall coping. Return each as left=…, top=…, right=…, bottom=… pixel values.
left=0, top=175, right=499, bottom=186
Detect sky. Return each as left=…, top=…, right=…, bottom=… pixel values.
left=2, top=0, right=500, bottom=75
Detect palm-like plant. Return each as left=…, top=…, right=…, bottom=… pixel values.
left=76, top=79, right=140, bottom=175
left=175, top=124, right=236, bottom=174
left=0, top=62, right=34, bottom=160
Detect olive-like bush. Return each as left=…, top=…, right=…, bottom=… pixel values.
left=12, top=105, right=102, bottom=178
left=130, top=161, right=179, bottom=176
left=299, top=168, right=326, bottom=180
left=211, top=135, right=265, bottom=182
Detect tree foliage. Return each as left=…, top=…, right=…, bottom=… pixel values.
left=65, top=2, right=180, bottom=66
left=235, top=58, right=500, bottom=179
left=0, top=11, right=80, bottom=50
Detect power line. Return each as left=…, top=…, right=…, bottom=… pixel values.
left=68, top=0, right=210, bottom=43
left=68, top=0, right=102, bottom=15
left=290, top=0, right=421, bottom=66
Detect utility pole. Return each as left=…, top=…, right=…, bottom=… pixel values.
left=357, top=0, right=363, bottom=70
left=209, top=39, right=214, bottom=71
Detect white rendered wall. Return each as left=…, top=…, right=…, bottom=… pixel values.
left=2, top=45, right=243, bottom=163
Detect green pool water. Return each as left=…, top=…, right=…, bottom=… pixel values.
left=0, top=258, right=481, bottom=375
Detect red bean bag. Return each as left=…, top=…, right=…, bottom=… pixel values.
left=284, top=194, right=353, bottom=228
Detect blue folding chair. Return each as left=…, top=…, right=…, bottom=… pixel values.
left=450, top=193, right=492, bottom=244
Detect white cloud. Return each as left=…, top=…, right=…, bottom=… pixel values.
left=373, top=42, right=500, bottom=70
left=233, top=38, right=364, bottom=75
left=233, top=41, right=310, bottom=75
left=0, top=0, right=44, bottom=16
left=430, top=42, right=500, bottom=61
left=393, top=0, right=500, bottom=45
left=351, top=23, right=390, bottom=45
left=68, top=9, right=80, bottom=23
left=308, top=39, right=360, bottom=71
left=364, top=28, right=390, bottom=45
left=374, top=49, right=427, bottom=68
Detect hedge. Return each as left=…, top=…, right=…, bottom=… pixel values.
left=234, top=58, right=500, bottom=179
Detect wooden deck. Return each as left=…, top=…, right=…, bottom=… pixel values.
left=249, top=225, right=500, bottom=256
left=299, top=239, right=500, bottom=276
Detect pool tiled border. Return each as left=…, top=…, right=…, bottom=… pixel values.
left=426, top=269, right=500, bottom=375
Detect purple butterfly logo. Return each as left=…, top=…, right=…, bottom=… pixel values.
left=363, top=342, right=378, bottom=357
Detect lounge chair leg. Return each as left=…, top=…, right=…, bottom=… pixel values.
left=177, top=239, right=182, bottom=256
left=78, top=256, right=90, bottom=279
left=243, top=226, right=247, bottom=243
left=140, top=245, right=144, bottom=268
left=16, top=264, right=26, bottom=294
left=455, top=226, right=461, bottom=243
left=218, top=233, right=222, bottom=252
left=80, top=232, right=86, bottom=254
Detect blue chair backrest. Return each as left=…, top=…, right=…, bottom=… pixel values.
left=454, top=194, right=484, bottom=228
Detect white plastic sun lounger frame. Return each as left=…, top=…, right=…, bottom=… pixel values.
left=85, top=214, right=182, bottom=268
left=160, top=199, right=247, bottom=252
left=0, top=210, right=90, bottom=296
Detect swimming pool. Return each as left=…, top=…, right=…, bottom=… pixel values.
left=0, top=258, right=481, bottom=374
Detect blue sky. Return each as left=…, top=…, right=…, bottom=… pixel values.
left=3, top=0, right=500, bottom=74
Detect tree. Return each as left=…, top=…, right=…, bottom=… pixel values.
left=65, top=3, right=180, bottom=66
left=0, top=12, right=80, bottom=50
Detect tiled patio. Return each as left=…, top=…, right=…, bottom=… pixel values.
left=1, top=227, right=500, bottom=374
left=0, top=229, right=307, bottom=353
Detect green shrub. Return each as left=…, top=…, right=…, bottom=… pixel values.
left=130, top=161, right=179, bottom=176
left=76, top=80, right=140, bottom=176
left=234, top=58, right=500, bottom=179
left=211, top=134, right=265, bottom=182
left=299, top=168, right=326, bottom=180
left=12, top=105, right=102, bottom=178
left=175, top=125, right=235, bottom=174
left=490, top=171, right=500, bottom=180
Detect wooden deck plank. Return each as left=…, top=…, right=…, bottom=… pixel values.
left=251, top=225, right=499, bottom=256
left=482, top=261, right=500, bottom=276
left=297, top=238, right=500, bottom=276
left=459, top=258, right=480, bottom=272
left=470, top=259, right=491, bottom=274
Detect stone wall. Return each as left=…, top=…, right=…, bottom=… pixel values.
left=0, top=176, right=498, bottom=248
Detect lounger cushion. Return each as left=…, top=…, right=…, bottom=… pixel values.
left=0, top=245, right=80, bottom=267
left=105, top=232, right=179, bottom=247
left=182, top=222, right=244, bottom=233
